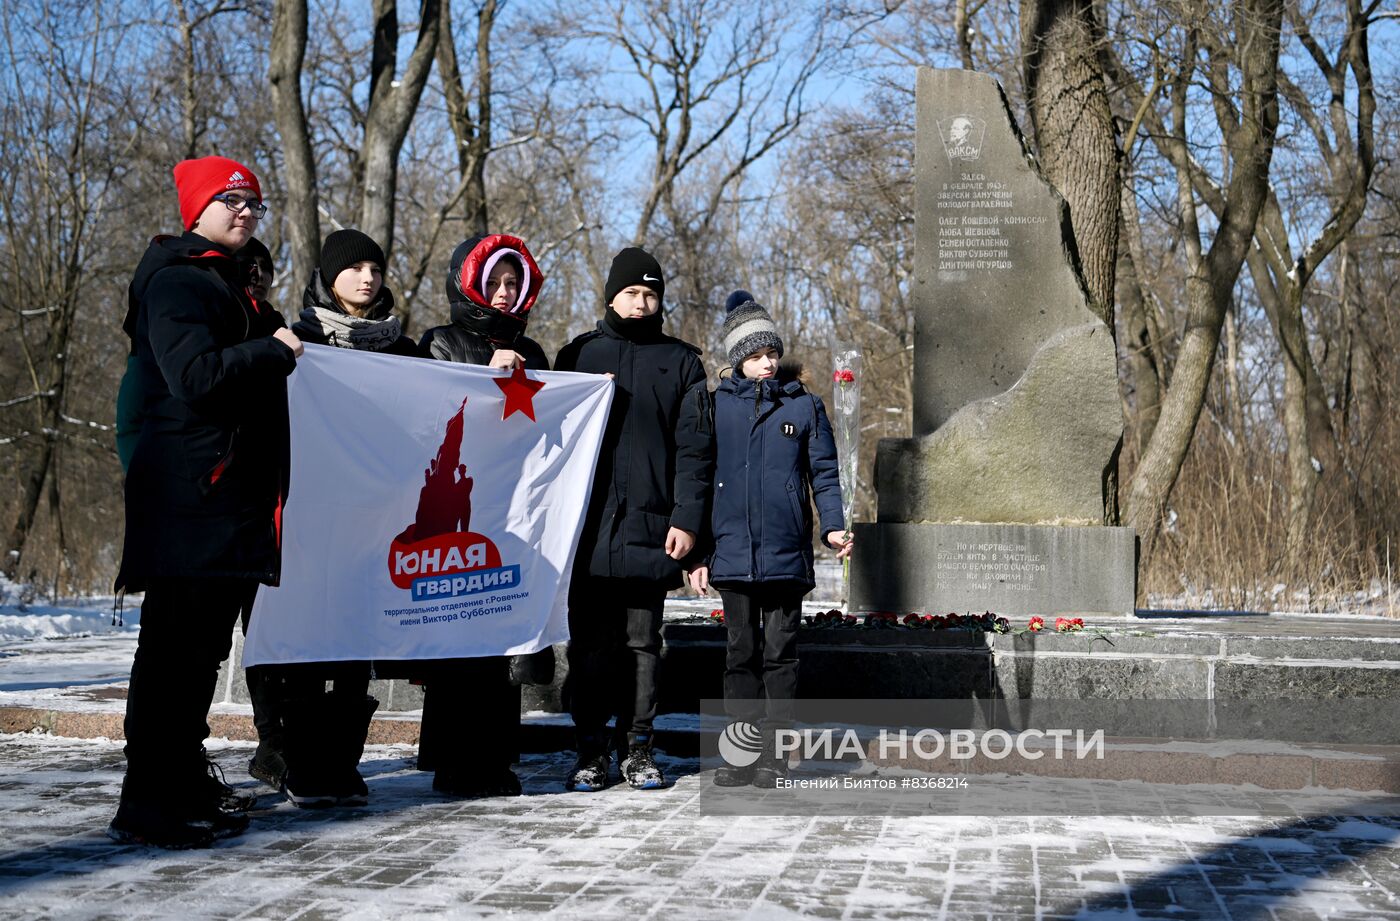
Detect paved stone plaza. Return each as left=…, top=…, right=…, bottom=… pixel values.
left=1, top=733, right=1398, bottom=920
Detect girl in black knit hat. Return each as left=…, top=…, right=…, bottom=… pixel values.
left=291, top=229, right=417, bottom=356
left=260, top=230, right=416, bottom=811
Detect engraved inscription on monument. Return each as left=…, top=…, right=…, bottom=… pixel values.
left=852, top=68, right=1135, bottom=617
left=935, top=174, right=1047, bottom=282
left=935, top=540, right=1049, bottom=595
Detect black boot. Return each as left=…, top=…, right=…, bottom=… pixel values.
left=432, top=725, right=521, bottom=799
left=246, top=666, right=288, bottom=789
left=248, top=737, right=288, bottom=790
left=750, top=729, right=791, bottom=788
left=281, top=693, right=338, bottom=808
left=108, top=762, right=248, bottom=849
left=200, top=750, right=258, bottom=812
left=713, top=763, right=757, bottom=786
left=328, top=694, right=376, bottom=806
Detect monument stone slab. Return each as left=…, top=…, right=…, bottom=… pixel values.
left=851, top=66, right=1134, bottom=616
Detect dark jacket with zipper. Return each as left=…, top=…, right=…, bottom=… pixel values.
left=555, top=316, right=713, bottom=587
left=115, top=232, right=296, bottom=593
left=707, top=366, right=844, bottom=589
left=419, top=322, right=549, bottom=367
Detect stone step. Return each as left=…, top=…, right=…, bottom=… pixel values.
left=4, top=703, right=1399, bottom=795
left=216, top=613, right=1400, bottom=718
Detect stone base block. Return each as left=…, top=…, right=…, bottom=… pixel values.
left=849, top=521, right=1135, bottom=616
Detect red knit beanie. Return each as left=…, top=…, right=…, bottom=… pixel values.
left=172, top=156, right=262, bottom=231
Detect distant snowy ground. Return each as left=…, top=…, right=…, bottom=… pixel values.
left=0, top=577, right=138, bottom=643
left=0, top=576, right=139, bottom=696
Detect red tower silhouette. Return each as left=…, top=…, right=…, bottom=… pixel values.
left=400, top=398, right=473, bottom=541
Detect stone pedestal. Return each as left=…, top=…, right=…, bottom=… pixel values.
left=849, top=522, right=1135, bottom=617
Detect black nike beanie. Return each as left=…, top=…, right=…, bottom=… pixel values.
left=604, top=246, right=665, bottom=307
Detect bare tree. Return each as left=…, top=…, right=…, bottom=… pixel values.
left=437, top=0, right=495, bottom=235
left=358, top=0, right=441, bottom=254
left=953, top=0, right=988, bottom=69
left=269, top=0, right=322, bottom=284
left=1108, top=0, right=1285, bottom=571
left=1238, top=0, right=1376, bottom=565
left=580, top=0, right=825, bottom=249
left=172, top=1, right=248, bottom=160
left=0, top=4, right=135, bottom=582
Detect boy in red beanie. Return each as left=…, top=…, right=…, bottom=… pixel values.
left=110, top=156, right=303, bottom=849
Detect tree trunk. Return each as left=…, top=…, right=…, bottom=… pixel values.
left=174, top=0, right=199, bottom=160
left=3, top=439, right=53, bottom=581
left=954, top=0, right=976, bottom=69
left=1338, top=239, right=1377, bottom=440
left=1021, top=0, right=1122, bottom=523
left=1123, top=0, right=1283, bottom=571
left=270, top=0, right=321, bottom=285
left=1115, top=244, right=1161, bottom=459
left=4, top=285, right=76, bottom=581
left=1021, top=0, right=1120, bottom=326
left=358, top=0, right=441, bottom=257
left=436, top=0, right=494, bottom=236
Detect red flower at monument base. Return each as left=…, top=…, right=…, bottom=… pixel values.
left=833, top=369, right=855, bottom=383
left=1028, top=616, right=1045, bottom=632
left=709, top=608, right=725, bottom=624
left=1055, top=617, right=1086, bottom=633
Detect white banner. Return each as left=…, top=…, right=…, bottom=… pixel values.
left=243, top=345, right=613, bottom=666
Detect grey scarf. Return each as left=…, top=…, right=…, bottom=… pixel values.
left=295, top=305, right=403, bottom=352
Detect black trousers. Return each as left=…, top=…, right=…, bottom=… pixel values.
left=718, top=582, right=805, bottom=728
left=565, top=576, right=666, bottom=747
left=123, top=577, right=257, bottom=781
left=241, top=607, right=371, bottom=745
left=419, top=656, right=517, bottom=773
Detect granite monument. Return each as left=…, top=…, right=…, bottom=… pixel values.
left=850, top=67, right=1135, bottom=617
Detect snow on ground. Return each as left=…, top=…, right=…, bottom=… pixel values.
left=0, top=574, right=140, bottom=643
left=1, top=732, right=1399, bottom=920
left=0, top=576, right=140, bottom=699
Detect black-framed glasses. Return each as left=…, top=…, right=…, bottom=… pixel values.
left=212, top=193, right=268, bottom=219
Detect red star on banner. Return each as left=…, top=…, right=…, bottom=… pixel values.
left=495, top=365, right=546, bottom=421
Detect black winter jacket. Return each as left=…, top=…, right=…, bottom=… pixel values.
left=555, top=316, right=713, bottom=586
left=420, top=324, right=550, bottom=368
left=115, top=232, right=296, bottom=592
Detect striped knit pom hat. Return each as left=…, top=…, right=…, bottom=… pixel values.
left=722, top=289, right=784, bottom=373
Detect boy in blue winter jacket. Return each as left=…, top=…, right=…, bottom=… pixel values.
left=689, top=292, right=854, bottom=788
